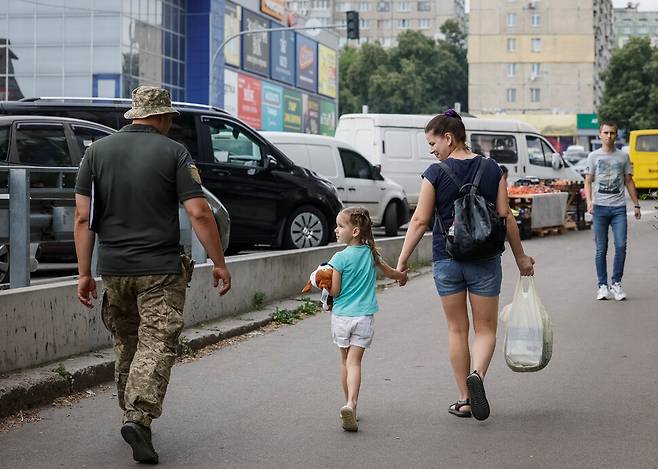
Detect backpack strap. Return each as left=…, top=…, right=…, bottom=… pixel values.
left=436, top=161, right=463, bottom=189
left=468, top=157, right=487, bottom=195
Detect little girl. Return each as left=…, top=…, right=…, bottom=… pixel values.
left=328, top=206, right=407, bottom=432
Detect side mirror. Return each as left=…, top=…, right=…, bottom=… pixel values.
left=372, top=164, right=382, bottom=180
left=551, top=153, right=563, bottom=170
left=265, top=154, right=277, bottom=170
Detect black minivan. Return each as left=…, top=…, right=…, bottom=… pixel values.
left=0, top=98, right=342, bottom=251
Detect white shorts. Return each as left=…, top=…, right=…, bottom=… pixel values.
left=331, top=314, right=375, bottom=349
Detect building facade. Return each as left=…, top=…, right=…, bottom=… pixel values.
left=468, top=0, right=613, bottom=115
left=285, top=0, right=466, bottom=48
left=0, top=0, right=339, bottom=135
left=614, top=3, right=658, bottom=48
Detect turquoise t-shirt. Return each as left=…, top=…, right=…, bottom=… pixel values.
left=329, top=245, right=378, bottom=317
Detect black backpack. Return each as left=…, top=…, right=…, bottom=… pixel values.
left=435, top=157, right=507, bottom=261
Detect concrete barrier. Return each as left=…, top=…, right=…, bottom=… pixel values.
left=0, top=235, right=432, bottom=373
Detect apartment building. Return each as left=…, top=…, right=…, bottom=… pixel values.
left=615, top=3, right=658, bottom=48
left=468, top=0, right=613, bottom=115
left=285, top=0, right=466, bottom=48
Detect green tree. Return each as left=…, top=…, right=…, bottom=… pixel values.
left=598, top=37, right=658, bottom=131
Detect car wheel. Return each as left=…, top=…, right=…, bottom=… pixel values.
left=383, top=203, right=399, bottom=237
left=283, top=206, right=329, bottom=249
left=0, top=244, right=8, bottom=284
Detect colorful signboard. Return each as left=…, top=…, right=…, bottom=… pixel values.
left=224, top=68, right=238, bottom=116
left=270, top=29, right=295, bottom=85
left=238, top=73, right=262, bottom=129
left=283, top=88, right=302, bottom=132
left=224, top=2, right=241, bottom=67
left=261, top=82, right=284, bottom=131
left=320, top=99, right=336, bottom=136
left=303, top=94, right=320, bottom=134
left=296, top=35, right=317, bottom=92
left=260, top=0, right=285, bottom=21
left=242, top=10, right=270, bottom=77
left=318, top=44, right=337, bottom=98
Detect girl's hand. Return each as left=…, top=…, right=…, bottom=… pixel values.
left=397, top=269, right=409, bottom=287
left=516, top=254, right=535, bottom=277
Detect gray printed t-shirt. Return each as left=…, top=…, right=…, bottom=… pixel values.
left=585, top=148, right=632, bottom=207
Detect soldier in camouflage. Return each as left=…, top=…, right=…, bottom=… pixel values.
left=74, top=86, right=231, bottom=464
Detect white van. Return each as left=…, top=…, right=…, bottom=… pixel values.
left=262, top=132, right=410, bottom=235
left=335, top=114, right=582, bottom=207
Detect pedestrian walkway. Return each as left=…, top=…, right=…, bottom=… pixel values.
left=1, top=203, right=657, bottom=468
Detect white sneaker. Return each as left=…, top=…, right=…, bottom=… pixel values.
left=597, top=285, right=610, bottom=300
left=610, top=282, right=627, bottom=301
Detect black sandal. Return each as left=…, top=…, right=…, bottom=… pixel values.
left=466, top=370, right=490, bottom=421
left=448, top=399, right=472, bottom=418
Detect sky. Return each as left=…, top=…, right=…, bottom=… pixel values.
left=464, top=1, right=658, bottom=11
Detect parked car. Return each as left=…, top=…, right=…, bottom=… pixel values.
left=0, top=98, right=343, bottom=252
left=335, top=114, right=582, bottom=208
left=563, top=146, right=589, bottom=165
left=568, top=158, right=589, bottom=177
left=0, top=114, right=230, bottom=284
left=262, top=132, right=409, bottom=236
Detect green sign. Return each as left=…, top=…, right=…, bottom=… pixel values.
left=320, top=99, right=336, bottom=136
left=283, top=89, right=302, bottom=132
left=577, top=113, right=599, bottom=130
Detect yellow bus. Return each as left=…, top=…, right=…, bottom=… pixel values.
left=629, top=129, right=658, bottom=189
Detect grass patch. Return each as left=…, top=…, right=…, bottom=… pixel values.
left=52, top=363, right=73, bottom=384
left=272, top=299, right=322, bottom=325
left=253, top=291, right=266, bottom=310
left=177, top=336, right=195, bottom=357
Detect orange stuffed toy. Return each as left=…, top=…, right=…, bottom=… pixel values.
left=302, top=263, right=334, bottom=311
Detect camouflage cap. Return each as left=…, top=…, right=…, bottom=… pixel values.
left=124, top=86, right=179, bottom=119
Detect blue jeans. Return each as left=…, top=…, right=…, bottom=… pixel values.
left=592, top=205, right=627, bottom=286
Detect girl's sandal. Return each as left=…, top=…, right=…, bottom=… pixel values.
left=448, top=399, right=472, bottom=418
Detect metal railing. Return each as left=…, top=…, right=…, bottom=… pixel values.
left=1, top=166, right=206, bottom=289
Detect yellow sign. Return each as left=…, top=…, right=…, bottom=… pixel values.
left=318, top=45, right=337, bottom=98
left=261, top=0, right=285, bottom=21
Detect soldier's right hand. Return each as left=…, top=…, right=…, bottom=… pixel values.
left=213, top=266, right=231, bottom=296
left=77, top=275, right=97, bottom=308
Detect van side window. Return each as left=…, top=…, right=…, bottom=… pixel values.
left=0, top=126, right=9, bottom=162
left=526, top=135, right=551, bottom=167
left=16, top=124, right=72, bottom=166
left=636, top=135, right=658, bottom=152
left=71, top=126, right=111, bottom=156
left=168, top=112, right=199, bottom=159
left=206, top=120, right=263, bottom=167
left=339, top=148, right=373, bottom=179
left=471, top=134, right=518, bottom=164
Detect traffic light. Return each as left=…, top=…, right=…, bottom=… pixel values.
left=346, top=11, right=359, bottom=40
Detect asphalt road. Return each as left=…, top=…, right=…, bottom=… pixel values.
left=1, top=203, right=657, bottom=468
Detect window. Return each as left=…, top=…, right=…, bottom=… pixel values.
left=507, top=63, right=517, bottom=77
left=378, top=19, right=392, bottom=29
left=531, top=38, right=541, bottom=52
left=471, top=134, right=518, bottom=164
left=506, top=88, right=517, bottom=102
left=376, top=1, right=390, bottom=12
left=397, top=1, right=409, bottom=11
left=360, top=19, right=369, bottom=29
left=206, top=120, right=263, bottom=167
left=339, top=148, right=373, bottom=179
left=526, top=135, right=554, bottom=167
left=398, top=19, right=410, bottom=29
left=417, top=1, right=431, bottom=11
left=169, top=113, right=199, bottom=159
left=359, top=1, right=370, bottom=11
left=531, top=88, right=541, bottom=102
left=0, top=126, right=9, bottom=162
left=636, top=135, right=658, bottom=152
left=507, top=38, right=517, bottom=52
left=71, top=126, right=111, bottom=156
left=531, top=63, right=541, bottom=76
left=275, top=143, right=310, bottom=168
left=15, top=124, right=72, bottom=166
left=507, top=13, right=517, bottom=27
left=623, top=26, right=632, bottom=34
left=418, top=18, right=431, bottom=29
left=531, top=14, right=540, bottom=26
left=638, top=25, right=648, bottom=34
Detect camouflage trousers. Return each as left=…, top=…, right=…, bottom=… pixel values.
left=101, top=258, right=192, bottom=428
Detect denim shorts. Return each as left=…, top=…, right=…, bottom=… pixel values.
left=432, top=255, right=502, bottom=297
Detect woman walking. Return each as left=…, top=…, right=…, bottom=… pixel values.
left=396, top=110, right=535, bottom=420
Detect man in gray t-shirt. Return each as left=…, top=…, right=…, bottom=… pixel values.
left=584, top=122, right=641, bottom=301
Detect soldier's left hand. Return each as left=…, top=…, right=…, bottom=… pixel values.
left=78, top=275, right=97, bottom=308
left=213, top=266, right=231, bottom=296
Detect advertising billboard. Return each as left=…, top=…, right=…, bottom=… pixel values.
left=283, top=88, right=302, bottom=132
left=318, top=44, right=337, bottom=98
left=261, top=82, right=284, bottom=131
left=224, top=68, right=238, bottom=116
left=224, top=2, right=241, bottom=67
left=260, top=0, right=285, bottom=21
left=320, top=99, right=336, bottom=136
left=296, top=35, right=317, bottom=92
left=238, top=73, right=262, bottom=129
left=270, top=29, right=295, bottom=85
left=303, top=94, right=320, bottom=134
left=242, top=10, right=270, bottom=77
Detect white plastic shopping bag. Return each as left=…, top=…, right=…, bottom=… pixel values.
left=501, top=277, right=553, bottom=372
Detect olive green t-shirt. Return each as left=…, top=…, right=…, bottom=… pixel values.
left=75, top=124, right=204, bottom=276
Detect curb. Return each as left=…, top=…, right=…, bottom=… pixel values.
left=0, top=267, right=430, bottom=420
